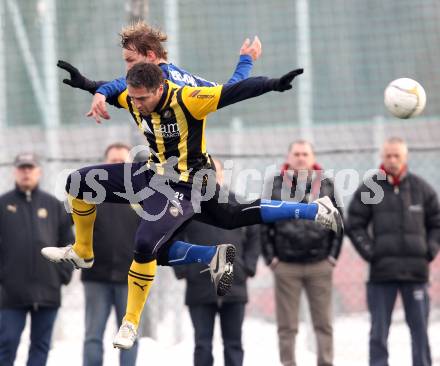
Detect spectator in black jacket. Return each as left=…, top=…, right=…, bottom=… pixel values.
left=174, top=159, right=260, bottom=366
left=81, top=143, right=141, bottom=366
left=0, top=153, right=74, bottom=366
left=347, top=137, right=440, bottom=366
left=261, top=140, right=342, bottom=366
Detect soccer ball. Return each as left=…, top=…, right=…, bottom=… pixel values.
left=384, top=78, right=426, bottom=119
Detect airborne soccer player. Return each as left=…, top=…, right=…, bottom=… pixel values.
left=42, top=63, right=343, bottom=350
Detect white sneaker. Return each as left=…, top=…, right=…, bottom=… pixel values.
left=206, top=244, right=235, bottom=296
left=41, top=245, right=94, bottom=269
left=314, top=196, right=344, bottom=236
left=113, top=320, right=137, bottom=349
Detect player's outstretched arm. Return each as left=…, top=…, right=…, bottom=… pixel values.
left=95, top=78, right=128, bottom=100
left=57, top=60, right=128, bottom=123
left=181, top=69, right=303, bottom=120
left=86, top=93, right=110, bottom=124
left=57, top=59, right=127, bottom=98
left=57, top=60, right=108, bottom=94
left=225, top=36, right=262, bottom=85
left=86, top=88, right=133, bottom=124
left=241, top=36, right=262, bottom=62
left=217, top=68, right=304, bottom=109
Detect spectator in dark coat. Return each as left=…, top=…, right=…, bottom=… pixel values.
left=347, top=137, right=440, bottom=366
left=174, top=159, right=260, bottom=366
left=261, top=140, right=342, bottom=366
left=0, top=153, right=74, bottom=366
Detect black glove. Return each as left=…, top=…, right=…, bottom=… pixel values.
left=57, top=60, right=104, bottom=94
left=269, top=68, right=304, bottom=92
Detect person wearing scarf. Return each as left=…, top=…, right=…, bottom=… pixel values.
left=261, top=140, right=343, bottom=366
left=347, top=137, right=440, bottom=366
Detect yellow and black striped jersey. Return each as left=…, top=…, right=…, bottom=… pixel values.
left=114, top=77, right=275, bottom=183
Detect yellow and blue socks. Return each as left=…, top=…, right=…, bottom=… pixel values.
left=69, top=195, right=96, bottom=259
left=125, top=259, right=157, bottom=327
left=260, top=200, right=318, bottom=223
left=168, top=241, right=216, bottom=266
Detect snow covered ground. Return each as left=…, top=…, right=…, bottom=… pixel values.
left=12, top=266, right=440, bottom=366
left=14, top=305, right=440, bottom=365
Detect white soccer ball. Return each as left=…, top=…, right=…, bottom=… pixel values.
left=384, top=78, right=426, bottom=119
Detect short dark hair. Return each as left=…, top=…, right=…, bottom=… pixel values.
left=104, top=142, right=131, bottom=158
left=126, top=62, right=164, bottom=90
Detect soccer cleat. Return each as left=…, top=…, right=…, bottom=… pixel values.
left=206, top=244, right=236, bottom=296
left=40, top=245, right=94, bottom=269
left=113, top=320, right=137, bottom=350
left=314, top=196, right=344, bottom=236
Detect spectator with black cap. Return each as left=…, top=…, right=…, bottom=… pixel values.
left=0, top=152, right=74, bottom=366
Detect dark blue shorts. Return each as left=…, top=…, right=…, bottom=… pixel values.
left=66, top=162, right=261, bottom=263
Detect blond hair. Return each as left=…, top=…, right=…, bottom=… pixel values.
left=120, top=22, right=168, bottom=60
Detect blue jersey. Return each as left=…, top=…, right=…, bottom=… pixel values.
left=96, top=55, right=253, bottom=99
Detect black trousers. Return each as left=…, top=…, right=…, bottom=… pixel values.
left=367, top=282, right=431, bottom=366
left=66, top=162, right=262, bottom=263
left=189, top=302, right=246, bottom=366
